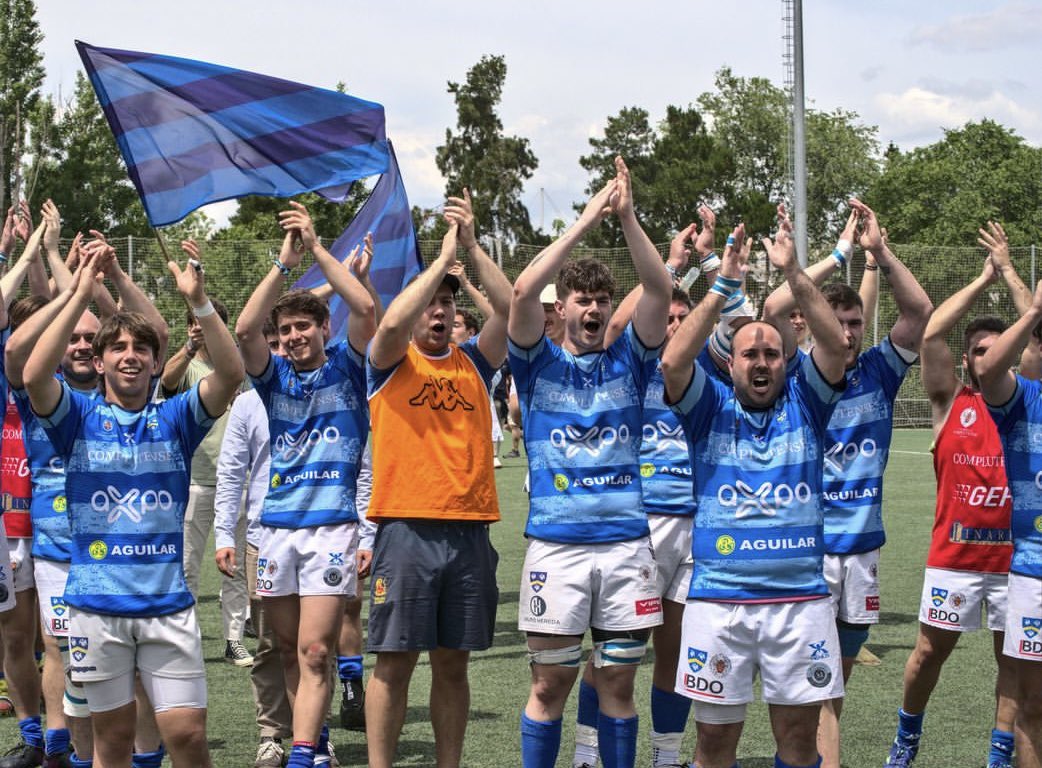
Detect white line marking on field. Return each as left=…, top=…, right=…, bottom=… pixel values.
left=892, top=450, right=931, bottom=456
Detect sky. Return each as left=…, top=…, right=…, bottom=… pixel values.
left=32, top=0, right=1042, bottom=232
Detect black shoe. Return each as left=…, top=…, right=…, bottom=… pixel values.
left=42, top=751, right=71, bottom=768
left=0, top=741, right=43, bottom=768
left=243, top=617, right=257, bottom=639
left=339, top=677, right=366, bottom=731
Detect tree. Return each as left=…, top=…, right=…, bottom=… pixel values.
left=866, top=120, right=1042, bottom=246
left=0, top=0, right=45, bottom=212
left=436, top=55, right=538, bottom=245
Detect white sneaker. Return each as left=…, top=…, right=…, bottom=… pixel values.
left=254, top=738, right=284, bottom=768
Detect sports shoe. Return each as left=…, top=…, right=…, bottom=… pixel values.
left=243, top=617, right=257, bottom=639
left=505, top=450, right=521, bottom=458
left=884, top=737, right=920, bottom=767
left=225, top=639, right=254, bottom=667
left=340, top=677, right=366, bottom=731
left=42, top=753, right=71, bottom=768
left=493, top=456, right=503, bottom=468
left=253, top=737, right=284, bottom=768
left=0, top=741, right=43, bottom=768
left=314, top=737, right=339, bottom=767
left=987, top=761, right=1013, bottom=768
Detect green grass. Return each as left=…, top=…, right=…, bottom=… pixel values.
left=0, top=429, right=1007, bottom=766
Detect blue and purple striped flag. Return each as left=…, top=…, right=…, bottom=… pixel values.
left=295, top=141, right=422, bottom=339
left=76, top=41, right=389, bottom=227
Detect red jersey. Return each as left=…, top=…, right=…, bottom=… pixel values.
left=0, top=388, right=32, bottom=538
left=929, top=386, right=1012, bottom=573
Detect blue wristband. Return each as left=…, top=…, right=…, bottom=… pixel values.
left=831, top=248, right=846, bottom=267
left=709, top=275, right=741, bottom=299
left=273, top=258, right=291, bottom=277
left=0, top=252, right=7, bottom=264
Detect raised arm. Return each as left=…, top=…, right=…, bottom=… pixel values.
left=40, top=200, right=73, bottom=295
left=5, top=282, right=78, bottom=389
left=279, top=202, right=375, bottom=353
left=850, top=199, right=933, bottom=351
left=236, top=229, right=307, bottom=377
left=509, top=179, right=616, bottom=349
left=168, top=252, right=244, bottom=417
left=661, top=225, right=747, bottom=402
left=979, top=280, right=1042, bottom=406
left=348, top=233, right=385, bottom=325
left=0, top=215, right=45, bottom=316
left=369, top=223, right=459, bottom=370
left=612, top=157, right=670, bottom=348
left=921, top=258, right=997, bottom=423
left=979, top=221, right=1032, bottom=317
left=445, top=189, right=512, bottom=366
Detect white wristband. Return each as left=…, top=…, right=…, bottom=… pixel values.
left=192, top=299, right=215, bottom=318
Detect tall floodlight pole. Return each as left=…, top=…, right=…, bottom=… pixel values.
left=791, top=0, right=808, bottom=266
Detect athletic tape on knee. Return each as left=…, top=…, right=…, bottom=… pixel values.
left=693, top=700, right=747, bottom=725
left=837, top=625, right=870, bottom=658
left=527, top=644, right=582, bottom=668
left=592, top=638, right=647, bottom=668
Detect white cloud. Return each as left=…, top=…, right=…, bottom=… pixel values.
left=909, top=1, right=1042, bottom=52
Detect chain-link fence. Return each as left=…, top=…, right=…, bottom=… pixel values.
left=12, top=236, right=1037, bottom=429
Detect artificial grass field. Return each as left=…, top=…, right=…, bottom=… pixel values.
left=0, top=429, right=1008, bottom=766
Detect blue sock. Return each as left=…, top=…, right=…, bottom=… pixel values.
left=897, top=708, right=924, bottom=743
left=69, top=754, right=93, bottom=768
left=45, top=727, right=70, bottom=756
left=520, top=712, right=561, bottom=768
left=286, top=743, right=316, bottom=768
left=989, top=728, right=1014, bottom=765
left=337, top=654, right=363, bottom=681
left=317, top=724, right=330, bottom=756
left=577, top=678, right=599, bottom=730
left=19, top=716, right=44, bottom=748
left=775, top=755, right=821, bottom=768
left=131, top=746, right=166, bottom=768
left=650, top=684, right=691, bottom=734
left=598, top=714, right=638, bottom=768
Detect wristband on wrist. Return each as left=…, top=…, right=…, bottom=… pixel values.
left=192, top=299, right=215, bottom=318
left=709, top=275, right=742, bottom=299
left=665, top=263, right=678, bottom=278
left=700, top=252, right=721, bottom=272
left=864, top=264, right=879, bottom=271
left=0, top=252, right=7, bottom=264
left=831, top=248, right=847, bottom=268
left=273, top=258, right=291, bottom=277
left=184, top=340, right=197, bottom=357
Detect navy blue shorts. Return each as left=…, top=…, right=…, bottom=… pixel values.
left=367, top=520, right=499, bottom=652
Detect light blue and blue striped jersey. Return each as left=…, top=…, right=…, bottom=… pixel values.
left=39, top=382, right=213, bottom=617
left=819, top=339, right=913, bottom=554
left=12, top=380, right=98, bottom=562
left=988, top=375, right=1042, bottom=578
left=252, top=340, right=367, bottom=529
left=672, top=352, right=844, bottom=601
left=641, top=365, right=695, bottom=517
left=698, top=343, right=731, bottom=387
left=509, top=324, right=659, bottom=543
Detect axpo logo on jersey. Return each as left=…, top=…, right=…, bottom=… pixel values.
left=90, top=486, right=173, bottom=523
left=717, top=480, right=812, bottom=518
left=824, top=438, right=876, bottom=474
left=550, top=424, right=630, bottom=458
left=273, top=426, right=341, bottom=461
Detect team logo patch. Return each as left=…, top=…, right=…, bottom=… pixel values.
left=635, top=598, right=661, bottom=616
left=640, top=463, right=655, bottom=478
left=373, top=577, right=388, bottom=605
left=50, top=597, right=66, bottom=617
left=638, top=565, right=652, bottom=582
left=70, top=636, right=88, bottom=663
left=687, top=647, right=707, bottom=673
left=270, top=473, right=281, bottom=489
left=329, top=552, right=344, bottom=566
left=1035, top=516, right=1042, bottom=534
left=869, top=562, right=878, bottom=579
left=866, top=595, right=880, bottom=612
left=267, top=560, right=278, bottom=575
left=530, top=596, right=547, bottom=617
left=931, top=587, right=948, bottom=607
left=323, top=568, right=342, bottom=587
left=960, top=407, right=977, bottom=428
left=88, top=541, right=108, bottom=561
left=553, top=474, right=569, bottom=492
left=529, top=572, right=547, bottom=593
left=715, top=535, right=736, bottom=556
left=257, top=558, right=268, bottom=579
left=1023, top=617, right=1042, bottom=639
left=807, top=662, right=832, bottom=688
left=809, top=640, right=830, bottom=661
left=709, top=654, right=732, bottom=677
left=53, top=496, right=66, bottom=513
left=102, top=419, right=113, bottom=432
left=948, top=592, right=966, bottom=609
left=408, top=375, right=474, bottom=411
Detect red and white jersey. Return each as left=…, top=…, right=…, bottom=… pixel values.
left=929, top=386, right=1012, bottom=573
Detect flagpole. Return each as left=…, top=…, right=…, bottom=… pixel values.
left=153, top=228, right=173, bottom=263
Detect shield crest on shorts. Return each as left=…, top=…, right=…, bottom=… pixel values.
left=930, top=587, right=947, bottom=607
left=70, top=636, right=88, bottom=663
left=1023, top=617, right=1042, bottom=639
left=687, top=647, right=707, bottom=673
left=529, top=572, right=547, bottom=594
left=50, top=597, right=66, bottom=617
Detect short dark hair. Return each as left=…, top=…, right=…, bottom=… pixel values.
left=262, top=318, right=278, bottom=338
left=671, top=288, right=693, bottom=309
left=555, top=258, right=616, bottom=301
left=964, top=315, right=1007, bottom=353
left=185, top=297, right=228, bottom=327
left=9, top=296, right=50, bottom=330
left=821, top=283, right=863, bottom=312
left=456, top=309, right=480, bottom=335
left=93, top=311, right=161, bottom=359
left=271, top=290, right=329, bottom=328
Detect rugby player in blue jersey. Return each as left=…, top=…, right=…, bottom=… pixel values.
left=22, top=242, right=243, bottom=768
left=661, top=212, right=848, bottom=768
left=235, top=202, right=376, bottom=768
left=977, top=280, right=1042, bottom=768
left=511, top=157, right=671, bottom=768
